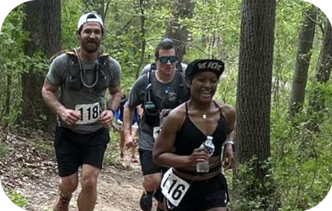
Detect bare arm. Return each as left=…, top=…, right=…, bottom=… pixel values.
left=41, top=78, right=80, bottom=125
left=220, top=104, right=237, bottom=170
left=41, top=78, right=64, bottom=114
left=136, top=104, right=143, bottom=120
left=123, top=102, right=135, bottom=147
left=99, top=85, right=121, bottom=128
left=107, top=85, right=122, bottom=111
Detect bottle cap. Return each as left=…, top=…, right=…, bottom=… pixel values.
left=207, top=136, right=213, bottom=140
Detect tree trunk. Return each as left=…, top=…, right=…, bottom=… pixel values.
left=165, top=0, right=195, bottom=62
left=289, top=6, right=317, bottom=118
left=306, top=19, right=332, bottom=132
left=22, top=0, right=61, bottom=132
left=235, top=0, right=277, bottom=210
left=0, top=74, right=12, bottom=126
left=136, top=0, right=146, bottom=78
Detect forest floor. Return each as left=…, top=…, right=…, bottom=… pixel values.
left=0, top=127, right=158, bottom=211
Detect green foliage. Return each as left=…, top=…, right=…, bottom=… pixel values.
left=61, top=0, right=83, bottom=49
left=6, top=189, right=29, bottom=209
left=187, top=0, right=241, bottom=60
left=103, top=130, right=121, bottom=165
left=0, top=6, right=30, bottom=74
left=0, top=140, right=9, bottom=158
left=270, top=98, right=332, bottom=210
left=230, top=156, right=278, bottom=211
left=0, top=5, right=28, bottom=127
left=30, top=136, right=54, bottom=158
left=1, top=0, right=331, bottom=210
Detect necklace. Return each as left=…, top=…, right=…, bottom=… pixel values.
left=201, top=103, right=212, bottom=119
left=202, top=106, right=211, bottom=136
left=189, top=100, right=212, bottom=120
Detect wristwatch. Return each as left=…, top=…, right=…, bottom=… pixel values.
left=223, top=140, right=234, bottom=146
left=107, top=108, right=115, bottom=115
left=223, top=141, right=235, bottom=151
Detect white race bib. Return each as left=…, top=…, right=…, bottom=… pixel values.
left=153, top=126, right=161, bottom=140
left=161, top=168, right=190, bottom=207
left=75, top=102, right=100, bottom=125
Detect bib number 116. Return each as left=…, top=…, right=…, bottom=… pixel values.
left=161, top=168, right=190, bottom=206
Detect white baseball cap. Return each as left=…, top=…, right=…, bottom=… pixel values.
left=77, top=13, right=104, bottom=31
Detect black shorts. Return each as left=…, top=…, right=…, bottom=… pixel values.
left=139, top=149, right=166, bottom=175
left=54, top=126, right=110, bottom=177
left=139, top=148, right=167, bottom=202
left=166, top=173, right=229, bottom=211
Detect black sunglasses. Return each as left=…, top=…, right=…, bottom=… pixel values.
left=158, top=56, right=178, bottom=64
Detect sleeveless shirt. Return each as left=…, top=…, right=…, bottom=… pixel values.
left=174, top=101, right=228, bottom=156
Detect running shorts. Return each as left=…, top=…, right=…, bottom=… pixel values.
left=166, top=173, right=229, bottom=211
left=139, top=148, right=165, bottom=175
left=138, top=148, right=167, bottom=202
left=54, top=126, right=110, bottom=177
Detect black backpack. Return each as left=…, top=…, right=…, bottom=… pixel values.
left=50, top=49, right=110, bottom=92
left=143, top=68, right=187, bottom=126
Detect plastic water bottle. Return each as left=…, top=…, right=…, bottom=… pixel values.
left=196, top=136, right=215, bottom=173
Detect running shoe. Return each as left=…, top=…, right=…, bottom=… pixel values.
left=119, top=152, right=125, bottom=161
left=53, top=191, right=72, bottom=211
left=131, top=156, right=138, bottom=163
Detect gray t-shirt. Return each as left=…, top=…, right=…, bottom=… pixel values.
left=46, top=53, right=121, bottom=134
left=128, top=70, right=186, bottom=150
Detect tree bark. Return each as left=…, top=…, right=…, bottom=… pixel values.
left=136, top=0, right=146, bottom=78
left=22, top=0, right=61, bottom=132
left=289, top=6, right=317, bottom=118
left=235, top=0, right=277, bottom=210
left=0, top=74, right=12, bottom=126
left=306, top=19, right=332, bottom=132
left=165, top=0, right=195, bottom=62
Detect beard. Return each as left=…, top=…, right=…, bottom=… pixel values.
left=81, top=40, right=100, bottom=53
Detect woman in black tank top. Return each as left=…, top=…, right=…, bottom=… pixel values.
left=153, top=59, right=236, bottom=211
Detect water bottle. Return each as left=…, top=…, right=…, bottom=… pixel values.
left=196, top=136, right=215, bottom=173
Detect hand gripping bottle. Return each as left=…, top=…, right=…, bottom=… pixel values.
left=196, top=136, right=215, bottom=173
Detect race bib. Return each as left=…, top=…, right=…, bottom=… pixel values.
left=161, top=168, right=190, bottom=207
left=153, top=126, right=161, bottom=140
left=75, top=102, right=100, bottom=125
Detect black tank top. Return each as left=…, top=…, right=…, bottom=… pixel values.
left=174, top=101, right=228, bottom=156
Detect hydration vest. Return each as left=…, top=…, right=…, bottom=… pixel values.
left=61, top=50, right=110, bottom=92
left=143, top=69, right=188, bottom=126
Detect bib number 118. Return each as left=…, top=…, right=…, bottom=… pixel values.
left=75, top=102, right=100, bottom=124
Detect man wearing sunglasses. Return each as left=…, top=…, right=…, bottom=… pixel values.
left=140, top=53, right=187, bottom=76
left=123, top=38, right=187, bottom=211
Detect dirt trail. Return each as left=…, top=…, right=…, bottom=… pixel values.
left=0, top=128, right=157, bottom=211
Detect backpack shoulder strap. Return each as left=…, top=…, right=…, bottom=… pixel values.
left=49, top=49, right=74, bottom=63
left=176, top=62, right=183, bottom=73
left=175, top=71, right=188, bottom=103
left=146, top=68, right=152, bottom=86
left=98, top=53, right=109, bottom=64
left=150, top=62, right=157, bottom=71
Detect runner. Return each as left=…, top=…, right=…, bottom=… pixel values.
left=41, top=12, right=121, bottom=211
left=153, top=59, right=236, bottom=211
left=123, top=38, right=187, bottom=211
left=114, top=95, right=142, bottom=163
